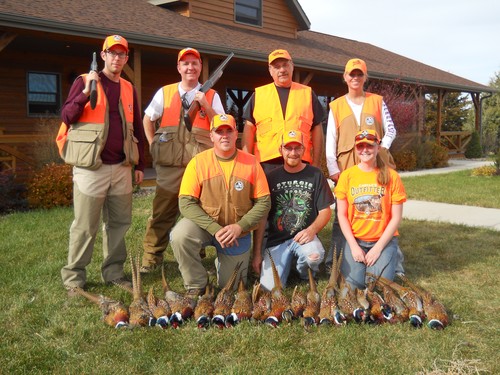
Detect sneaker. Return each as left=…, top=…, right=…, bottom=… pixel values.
left=139, top=263, right=161, bottom=274
left=395, top=272, right=405, bottom=278
left=110, top=277, right=133, bottom=290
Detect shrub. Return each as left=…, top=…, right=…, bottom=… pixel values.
left=471, top=165, right=497, bottom=176
left=430, top=142, right=449, bottom=168
left=27, top=163, right=73, bottom=209
left=465, top=131, right=482, bottom=159
left=0, top=171, right=28, bottom=214
left=393, top=150, right=417, bottom=171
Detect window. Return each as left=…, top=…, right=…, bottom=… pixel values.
left=226, top=88, right=253, bottom=131
left=235, top=0, right=262, bottom=27
left=27, top=72, right=61, bottom=116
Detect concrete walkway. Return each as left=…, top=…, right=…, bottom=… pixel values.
left=399, top=159, right=500, bottom=231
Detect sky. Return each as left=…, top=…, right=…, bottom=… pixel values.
left=297, top=0, right=500, bottom=86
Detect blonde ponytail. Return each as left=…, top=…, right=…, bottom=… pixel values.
left=376, top=152, right=389, bottom=186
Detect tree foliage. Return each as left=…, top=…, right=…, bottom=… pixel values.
left=424, top=91, right=471, bottom=135
left=481, top=71, right=500, bottom=154
left=366, top=80, right=419, bottom=135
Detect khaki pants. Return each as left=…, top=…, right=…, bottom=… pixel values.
left=142, top=166, right=185, bottom=267
left=170, top=218, right=251, bottom=290
left=61, top=164, right=132, bottom=288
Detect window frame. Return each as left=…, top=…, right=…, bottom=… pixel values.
left=26, top=71, right=61, bottom=117
left=234, top=0, right=263, bottom=27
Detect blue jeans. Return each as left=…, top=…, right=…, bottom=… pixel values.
left=260, top=236, right=325, bottom=291
left=341, top=237, right=398, bottom=290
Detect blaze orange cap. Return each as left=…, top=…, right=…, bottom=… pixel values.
left=282, top=130, right=304, bottom=146
left=345, top=58, right=367, bottom=75
left=354, top=129, right=380, bottom=146
left=211, top=114, right=237, bottom=131
left=102, top=35, right=129, bottom=52
left=268, top=49, right=292, bottom=64
left=178, top=47, right=201, bottom=62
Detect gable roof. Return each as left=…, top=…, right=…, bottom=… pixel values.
left=0, top=0, right=492, bottom=94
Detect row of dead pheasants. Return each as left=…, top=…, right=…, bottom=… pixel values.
left=73, top=248, right=449, bottom=330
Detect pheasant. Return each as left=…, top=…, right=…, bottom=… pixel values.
left=290, top=285, right=307, bottom=319
left=227, top=276, right=253, bottom=326
left=265, top=249, right=293, bottom=328
left=251, top=282, right=272, bottom=323
left=370, top=274, right=409, bottom=324
left=194, top=283, right=215, bottom=329
left=212, top=261, right=242, bottom=329
left=147, top=286, right=171, bottom=329
left=318, top=246, right=346, bottom=326
left=161, top=265, right=194, bottom=328
left=302, top=267, right=321, bottom=328
left=128, top=254, right=156, bottom=328
left=368, top=273, right=424, bottom=328
left=73, top=287, right=129, bottom=328
left=364, top=280, right=393, bottom=325
left=397, top=274, right=449, bottom=330
left=337, top=273, right=368, bottom=323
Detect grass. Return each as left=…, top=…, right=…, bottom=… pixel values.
left=1, top=190, right=499, bottom=375
left=401, top=169, right=500, bottom=208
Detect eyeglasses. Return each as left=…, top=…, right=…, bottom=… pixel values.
left=105, top=50, right=128, bottom=59
left=349, top=72, right=364, bottom=78
left=355, top=132, right=379, bottom=143
left=283, top=145, right=304, bottom=153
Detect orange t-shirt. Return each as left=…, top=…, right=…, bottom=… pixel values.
left=334, top=165, right=406, bottom=242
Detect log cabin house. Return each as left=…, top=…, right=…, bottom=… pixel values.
left=0, top=0, right=494, bottom=181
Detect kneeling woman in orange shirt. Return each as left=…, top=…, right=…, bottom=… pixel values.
left=335, top=129, right=406, bottom=289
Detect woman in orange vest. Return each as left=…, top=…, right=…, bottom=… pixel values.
left=324, top=58, right=403, bottom=275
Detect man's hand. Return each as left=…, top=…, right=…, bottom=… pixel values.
left=293, top=227, right=315, bottom=245
left=215, top=224, right=242, bottom=248
left=252, top=252, right=262, bottom=275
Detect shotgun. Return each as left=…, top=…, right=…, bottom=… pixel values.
left=89, top=52, right=98, bottom=109
left=183, top=52, right=234, bottom=131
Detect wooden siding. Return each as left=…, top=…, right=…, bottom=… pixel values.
left=187, top=0, right=298, bottom=39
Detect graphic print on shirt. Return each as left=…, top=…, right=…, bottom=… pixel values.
left=351, top=183, right=385, bottom=220
left=273, top=181, right=313, bottom=235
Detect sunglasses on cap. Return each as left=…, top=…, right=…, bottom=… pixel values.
left=355, top=133, right=379, bottom=143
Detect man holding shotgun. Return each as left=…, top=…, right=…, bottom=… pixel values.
left=140, top=47, right=226, bottom=273
left=60, top=35, right=145, bottom=296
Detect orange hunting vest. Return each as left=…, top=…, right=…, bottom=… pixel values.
left=193, top=149, right=259, bottom=234
left=56, top=74, right=136, bottom=168
left=253, top=82, right=314, bottom=163
left=159, top=83, right=215, bottom=130
left=329, top=92, right=385, bottom=171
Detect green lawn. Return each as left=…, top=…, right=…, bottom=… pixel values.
left=1, top=191, right=499, bottom=374
left=401, top=169, right=500, bottom=208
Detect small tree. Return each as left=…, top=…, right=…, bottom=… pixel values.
left=464, top=131, right=482, bottom=159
